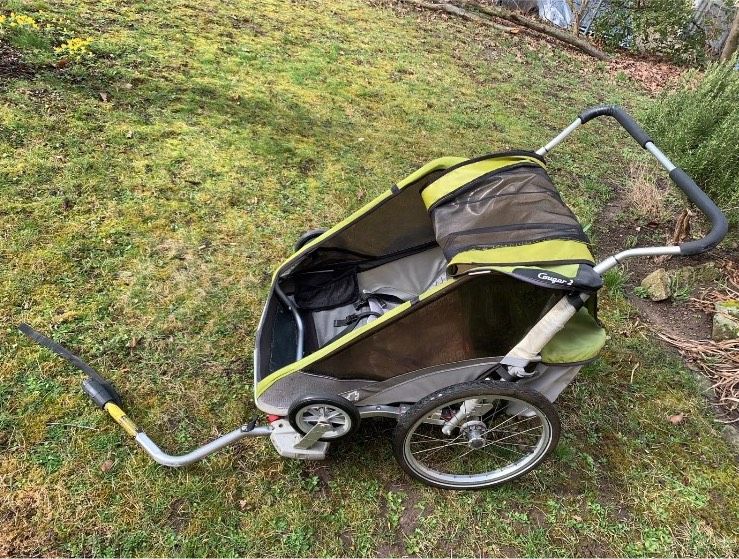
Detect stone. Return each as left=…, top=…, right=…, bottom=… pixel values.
left=640, top=268, right=671, bottom=301
left=712, top=300, right=739, bottom=341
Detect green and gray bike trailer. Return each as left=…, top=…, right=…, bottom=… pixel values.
left=21, top=106, right=728, bottom=489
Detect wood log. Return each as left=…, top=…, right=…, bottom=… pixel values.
left=455, top=0, right=610, bottom=60
left=398, top=0, right=517, bottom=33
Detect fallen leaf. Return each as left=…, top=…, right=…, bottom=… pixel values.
left=100, top=459, right=114, bottom=472
left=669, top=413, right=686, bottom=425
left=52, top=310, right=79, bottom=324
left=55, top=58, right=70, bottom=69
left=99, top=91, right=109, bottom=102
left=238, top=499, right=247, bottom=510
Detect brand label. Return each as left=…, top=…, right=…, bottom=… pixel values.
left=537, top=272, right=574, bottom=286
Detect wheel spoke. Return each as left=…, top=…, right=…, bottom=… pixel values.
left=482, top=440, right=527, bottom=456
left=411, top=440, right=471, bottom=455
left=296, top=403, right=353, bottom=438
left=409, top=433, right=453, bottom=444
left=398, top=388, right=558, bottom=487
left=484, top=425, right=542, bottom=443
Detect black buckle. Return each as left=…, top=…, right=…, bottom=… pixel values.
left=334, top=314, right=358, bottom=327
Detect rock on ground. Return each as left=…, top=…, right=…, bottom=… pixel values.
left=713, top=300, right=739, bottom=341
left=641, top=268, right=671, bottom=301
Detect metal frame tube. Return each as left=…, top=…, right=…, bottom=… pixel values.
left=134, top=425, right=272, bottom=467
left=593, top=246, right=681, bottom=274
left=273, top=281, right=305, bottom=360
left=536, top=118, right=582, bottom=156
left=644, top=141, right=676, bottom=172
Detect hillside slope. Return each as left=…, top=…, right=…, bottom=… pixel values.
left=1, top=0, right=737, bottom=556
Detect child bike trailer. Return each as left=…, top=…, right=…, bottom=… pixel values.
left=20, top=106, right=727, bottom=490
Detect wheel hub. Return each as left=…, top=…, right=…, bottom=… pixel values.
left=296, top=404, right=350, bottom=439
left=461, top=420, right=487, bottom=449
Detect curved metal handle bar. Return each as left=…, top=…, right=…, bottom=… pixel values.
left=538, top=104, right=728, bottom=257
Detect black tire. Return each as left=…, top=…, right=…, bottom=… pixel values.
left=393, top=380, right=560, bottom=490
left=288, top=394, right=360, bottom=441
left=294, top=228, right=328, bottom=251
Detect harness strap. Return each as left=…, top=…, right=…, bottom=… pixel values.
left=18, top=323, right=124, bottom=407
left=327, top=311, right=383, bottom=345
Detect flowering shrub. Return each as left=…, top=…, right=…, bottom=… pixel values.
left=2, top=12, right=41, bottom=30
left=0, top=10, right=94, bottom=64
left=55, top=37, right=94, bottom=60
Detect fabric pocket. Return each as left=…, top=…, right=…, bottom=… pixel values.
left=293, top=267, right=359, bottom=311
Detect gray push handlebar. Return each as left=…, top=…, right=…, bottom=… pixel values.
left=578, top=105, right=728, bottom=255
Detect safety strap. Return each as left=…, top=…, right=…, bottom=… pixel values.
left=333, top=310, right=382, bottom=328
left=327, top=311, right=383, bottom=345
left=354, top=294, right=388, bottom=310
left=18, top=323, right=124, bottom=407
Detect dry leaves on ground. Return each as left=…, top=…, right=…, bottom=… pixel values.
left=607, top=55, right=685, bottom=95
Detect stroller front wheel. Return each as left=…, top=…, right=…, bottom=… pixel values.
left=288, top=394, right=360, bottom=441
left=393, top=381, right=560, bottom=490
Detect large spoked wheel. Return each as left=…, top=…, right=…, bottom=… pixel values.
left=288, top=395, right=360, bottom=441
left=393, top=381, right=560, bottom=490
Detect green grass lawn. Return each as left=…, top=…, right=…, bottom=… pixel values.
left=1, top=0, right=737, bottom=556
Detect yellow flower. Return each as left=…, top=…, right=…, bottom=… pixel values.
left=55, top=36, right=94, bottom=60
left=7, top=12, right=40, bottom=30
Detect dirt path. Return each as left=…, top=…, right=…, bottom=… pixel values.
left=594, top=181, right=739, bottom=432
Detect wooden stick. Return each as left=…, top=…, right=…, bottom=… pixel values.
left=398, top=0, right=517, bottom=33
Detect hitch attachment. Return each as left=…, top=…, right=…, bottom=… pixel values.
left=18, top=324, right=271, bottom=467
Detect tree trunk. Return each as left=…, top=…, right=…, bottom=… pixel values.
left=720, top=7, right=739, bottom=62
left=456, top=0, right=610, bottom=60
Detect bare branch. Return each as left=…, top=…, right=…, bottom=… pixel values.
left=455, top=0, right=610, bottom=60
left=398, top=0, right=517, bottom=33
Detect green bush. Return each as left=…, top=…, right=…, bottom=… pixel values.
left=594, top=0, right=707, bottom=65
left=644, top=58, right=739, bottom=225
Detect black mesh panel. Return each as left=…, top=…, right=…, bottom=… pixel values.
left=431, top=166, right=589, bottom=259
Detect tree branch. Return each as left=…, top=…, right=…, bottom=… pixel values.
left=720, top=7, right=739, bottom=62
left=455, top=0, right=610, bottom=60
left=398, top=0, right=517, bottom=33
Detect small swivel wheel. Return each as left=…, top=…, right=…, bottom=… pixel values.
left=288, top=394, right=360, bottom=441
left=294, top=228, right=328, bottom=251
